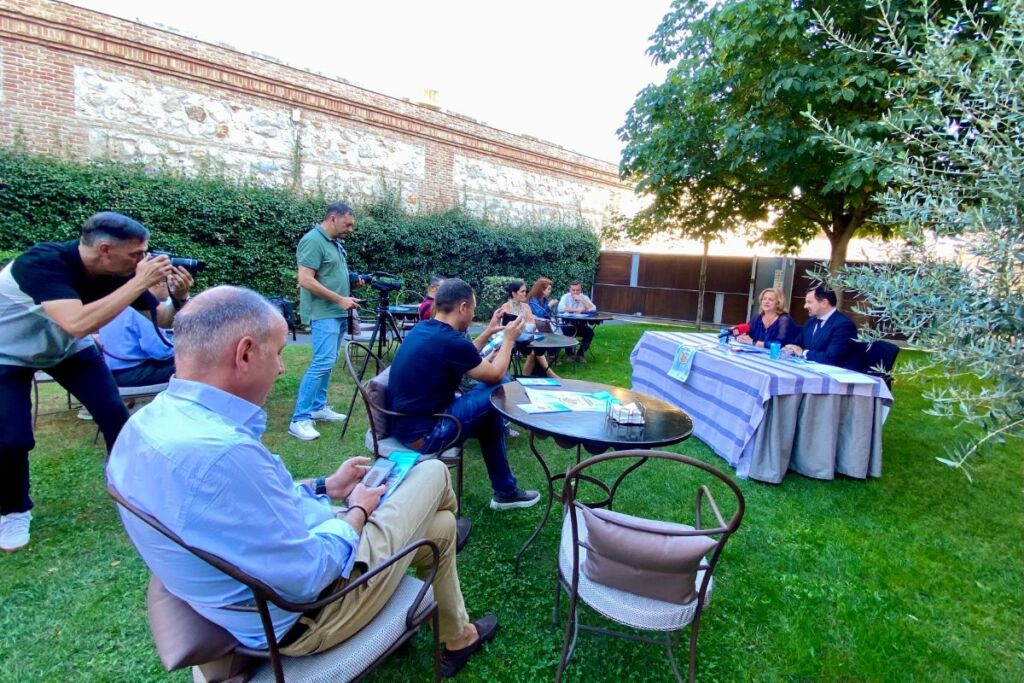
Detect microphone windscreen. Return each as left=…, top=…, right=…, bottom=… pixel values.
left=735, top=323, right=750, bottom=335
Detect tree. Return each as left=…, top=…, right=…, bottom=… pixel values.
left=809, top=0, right=1024, bottom=476
left=618, top=0, right=904, bottom=278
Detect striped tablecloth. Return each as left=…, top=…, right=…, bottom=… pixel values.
left=630, top=331, right=893, bottom=482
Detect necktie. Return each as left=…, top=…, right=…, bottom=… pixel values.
left=813, top=320, right=822, bottom=337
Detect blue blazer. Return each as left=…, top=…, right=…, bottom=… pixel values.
left=800, top=310, right=859, bottom=369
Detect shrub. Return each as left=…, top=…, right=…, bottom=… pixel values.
left=0, top=149, right=601, bottom=316
left=478, top=276, right=521, bottom=321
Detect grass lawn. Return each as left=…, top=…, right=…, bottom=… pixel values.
left=1, top=322, right=1021, bottom=682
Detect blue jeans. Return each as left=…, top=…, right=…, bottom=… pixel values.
left=112, top=357, right=176, bottom=387
left=414, top=380, right=518, bottom=497
left=291, top=317, right=344, bottom=423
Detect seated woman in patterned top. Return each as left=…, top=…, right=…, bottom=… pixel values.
left=498, top=279, right=558, bottom=378
left=736, top=287, right=800, bottom=348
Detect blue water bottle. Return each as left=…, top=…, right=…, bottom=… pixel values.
left=718, top=327, right=731, bottom=344
left=769, top=342, right=781, bottom=359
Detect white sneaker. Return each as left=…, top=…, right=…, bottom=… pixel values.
left=309, top=407, right=347, bottom=422
left=77, top=407, right=93, bottom=421
left=0, top=511, right=32, bottom=552
left=288, top=420, right=321, bottom=441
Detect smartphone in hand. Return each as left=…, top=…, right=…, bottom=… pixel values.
left=361, top=458, right=396, bottom=488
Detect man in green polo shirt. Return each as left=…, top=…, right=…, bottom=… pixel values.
left=289, top=202, right=363, bottom=441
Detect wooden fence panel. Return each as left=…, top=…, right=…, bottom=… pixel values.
left=594, top=252, right=753, bottom=323
left=596, top=252, right=632, bottom=286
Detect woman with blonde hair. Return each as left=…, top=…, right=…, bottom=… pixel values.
left=736, top=287, right=800, bottom=347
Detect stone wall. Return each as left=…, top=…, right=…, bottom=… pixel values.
left=0, top=0, right=634, bottom=227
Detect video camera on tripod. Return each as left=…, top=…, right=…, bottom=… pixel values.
left=354, top=271, right=403, bottom=294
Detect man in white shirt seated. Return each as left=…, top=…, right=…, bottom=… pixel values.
left=106, top=286, right=498, bottom=677
left=556, top=280, right=596, bottom=361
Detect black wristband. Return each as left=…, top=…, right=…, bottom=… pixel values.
left=347, top=505, right=369, bottom=524
left=170, top=295, right=189, bottom=311
left=313, top=476, right=328, bottom=496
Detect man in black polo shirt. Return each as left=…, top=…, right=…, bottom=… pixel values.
left=388, top=278, right=540, bottom=511
left=0, top=212, right=193, bottom=551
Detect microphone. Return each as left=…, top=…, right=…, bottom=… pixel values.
left=719, top=323, right=750, bottom=344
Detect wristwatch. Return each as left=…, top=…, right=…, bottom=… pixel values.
left=314, top=476, right=328, bottom=496
left=170, top=295, right=190, bottom=311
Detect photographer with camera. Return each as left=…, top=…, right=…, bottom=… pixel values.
left=0, top=211, right=193, bottom=551
left=289, top=202, right=364, bottom=441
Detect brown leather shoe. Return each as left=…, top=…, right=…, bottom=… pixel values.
left=440, top=614, right=499, bottom=678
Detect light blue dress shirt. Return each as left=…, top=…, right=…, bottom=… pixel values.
left=97, top=306, right=175, bottom=371
left=557, top=292, right=596, bottom=314
left=106, top=378, right=360, bottom=649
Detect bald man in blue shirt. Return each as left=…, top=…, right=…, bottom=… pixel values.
left=107, top=286, right=497, bottom=677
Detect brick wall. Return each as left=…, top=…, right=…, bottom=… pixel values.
left=0, top=0, right=634, bottom=226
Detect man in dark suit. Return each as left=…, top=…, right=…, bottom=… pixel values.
left=783, top=285, right=859, bottom=369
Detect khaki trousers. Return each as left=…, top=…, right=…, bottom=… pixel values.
left=281, top=459, right=469, bottom=655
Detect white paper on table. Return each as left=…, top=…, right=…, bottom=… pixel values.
left=523, top=388, right=608, bottom=412
left=802, top=363, right=879, bottom=384
left=517, top=401, right=570, bottom=414
left=517, top=377, right=561, bottom=386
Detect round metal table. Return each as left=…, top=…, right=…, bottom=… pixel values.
left=490, top=378, right=694, bottom=573
left=556, top=312, right=615, bottom=323
left=388, top=304, right=420, bottom=319
left=555, top=312, right=614, bottom=361
left=510, top=333, right=578, bottom=377
left=526, top=332, right=580, bottom=352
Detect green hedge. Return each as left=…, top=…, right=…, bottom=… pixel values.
left=0, top=149, right=600, bottom=319
left=479, top=275, right=521, bottom=321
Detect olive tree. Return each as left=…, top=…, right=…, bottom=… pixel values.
left=810, top=0, right=1024, bottom=476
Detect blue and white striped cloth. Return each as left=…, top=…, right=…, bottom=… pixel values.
left=630, top=332, right=893, bottom=469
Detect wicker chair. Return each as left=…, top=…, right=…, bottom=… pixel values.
left=555, top=450, right=745, bottom=683
left=343, top=341, right=464, bottom=515
left=108, top=482, right=441, bottom=683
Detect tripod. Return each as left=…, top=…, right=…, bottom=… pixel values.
left=340, top=286, right=404, bottom=439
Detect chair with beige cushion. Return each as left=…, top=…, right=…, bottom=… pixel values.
left=343, top=341, right=464, bottom=515
left=554, top=450, right=745, bottom=683
left=108, top=482, right=441, bottom=683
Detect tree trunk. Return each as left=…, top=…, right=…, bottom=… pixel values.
left=827, top=214, right=862, bottom=310
left=695, top=238, right=710, bottom=331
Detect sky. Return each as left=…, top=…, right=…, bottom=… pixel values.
left=68, top=0, right=673, bottom=164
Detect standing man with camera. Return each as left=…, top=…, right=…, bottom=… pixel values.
left=0, top=211, right=193, bottom=551
left=289, top=202, right=363, bottom=441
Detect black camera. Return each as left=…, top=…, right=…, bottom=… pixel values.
left=150, top=250, right=205, bottom=275
left=355, top=271, right=403, bottom=293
